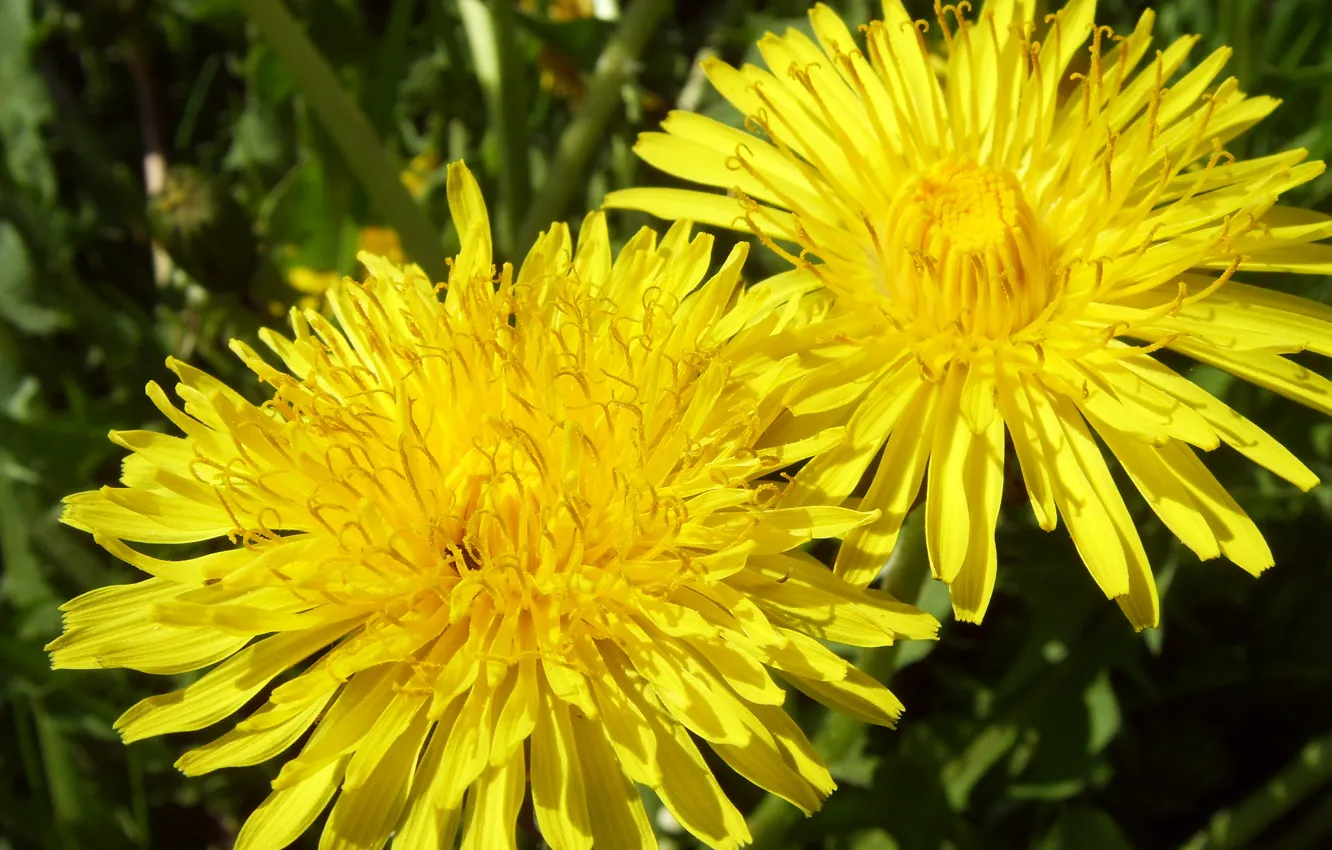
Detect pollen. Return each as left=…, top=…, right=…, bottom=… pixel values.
left=915, top=161, right=1023, bottom=253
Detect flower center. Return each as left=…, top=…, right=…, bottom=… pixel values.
left=883, top=159, right=1052, bottom=341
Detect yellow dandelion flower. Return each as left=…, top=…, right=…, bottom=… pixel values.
left=50, top=162, right=937, bottom=849
left=285, top=265, right=341, bottom=296
left=401, top=151, right=440, bottom=200
left=357, top=225, right=406, bottom=264
left=282, top=265, right=341, bottom=315
left=607, top=0, right=1332, bottom=629
left=282, top=228, right=405, bottom=315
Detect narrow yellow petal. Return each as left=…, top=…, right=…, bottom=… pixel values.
left=1056, top=396, right=1161, bottom=629
left=1151, top=441, right=1274, bottom=575
left=46, top=618, right=247, bottom=675
left=926, top=365, right=973, bottom=583
left=1093, top=424, right=1222, bottom=562
left=176, top=678, right=337, bottom=776
left=744, top=551, right=939, bottom=641
left=235, top=757, right=345, bottom=850
left=320, top=704, right=430, bottom=850
left=88, top=535, right=252, bottom=583
left=570, top=713, right=655, bottom=850
left=459, top=746, right=526, bottom=850
left=949, top=410, right=1006, bottom=623
left=708, top=702, right=824, bottom=815
left=531, top=690, right=593, bottom=850
left=115, top=621, right=350, bottom=743
left=1121, top=351, right=1318, bottom=490
left=62, top=489, right=233, bottom=544
left=614, top=662, right=750, bottom=850
left=995, top=367, right=1056, bottom=530
left=582, top=647, right=660, bottom=785
left=489, top=658, right=538, bottom=767
left=834, top=381, right=937, bottom=586
left=392, top=697, right=465, bottom=849
left=342, top=694, right=429, bottom=791
left=613, top=621, right=751, bottom=747
left=781, top=356, right=921, bottom=508
left=273, top=665, right=403, bottom=790
left=58, top=578, right=178, bottom=628
left=747, top=701, right=835, bottom=797
left=778, top=664, right=904, bottom=728
left=602, top=188, right=795, bottom=240
left=444, top=161, right=491, bottom=277
left=1029, top=387, right=1130, bottom=599
left=1169, top=337, right=1332, bottom=418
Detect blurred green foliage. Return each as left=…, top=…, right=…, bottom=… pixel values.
left=1, top=0, right=1331, bottom=848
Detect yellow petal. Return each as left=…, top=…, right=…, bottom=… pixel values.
left=708, top=700, right=824, bottom=815
left=926, top=365, right=973, bottom=583
left=834, top=380, right=937, bottom=586
left=531, top=689, right=593, bottom=850
left=1053, top=395, right=1161, bottom=629
left=1093, top=423, right=1221, bottom=562
left=613, top=661, right=750, bottom=850
left=393, top=696, right=465, bottom=849
left=747, top=700, right=835, bottom=796
left=273, top=665, right=403, bottom=789
left=62, top=489, right=233, bottom=544
left=176, top=680, right=336, bottom=776
left=949, top=410, right=1006, bottom=623
left=444, top=161, right=491, bottom=279
left=1121, top=351, right=1318, bottom=490
left=489, top=658, right=538, bottom=766
left=235, top=757, right=345, bottom=850
left=1150, top=441, right=1274, bottom=575
left=320, top=704, right=431, bottom=850
left=1028, top=386, right=1130, bottom=599
left=778, top=664, right=904, bottom=728
left=602, top=188, right=797, bottom=241
left=47, top=618, right=247, bottom=675
left=1169, top=336, right=1332, bottom=418
left=570, top=712, right=655, bottom=850
left=115, top=621, right=350, bottom=743
left=342, top=694, right=429, bottom=791
left=459, top=746, right=526, bottom=850
left=995, top=366, right=1056, bottom=530
left=781, top=356, right=921, bottom=508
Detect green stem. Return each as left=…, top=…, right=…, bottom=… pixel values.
left=234, top=0, right=449, bottom=280
left=748, top=511, right=932, bottom=850
left=1180, top=727, right=1332, bottom=850
left=516, top=0, right=672, bottom=257
left=459, top=0, right=530, bottom=259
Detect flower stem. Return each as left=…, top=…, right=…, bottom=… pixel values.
left=234, top=0, right=449, bottom=280
left=1179, top=727, right=1332, bottom=850
left=516, top=0, right=671, bottom=258
left=459, top=0, right=530, bottom=259
left=747, top=510, right=932, bottom=849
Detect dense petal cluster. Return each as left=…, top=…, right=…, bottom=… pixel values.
left=49, top=164, right=936, bottom=849
left=609, top=0, right=1332, bottom=627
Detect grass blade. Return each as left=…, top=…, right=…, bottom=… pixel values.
left=234, top=0, right=449, bottom=280
left=516, top=0, right=672, bottom=258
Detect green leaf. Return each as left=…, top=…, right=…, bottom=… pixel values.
left=0, top=223, right=67, bottom=335
left=1038, top=807, right=1134, bottom=850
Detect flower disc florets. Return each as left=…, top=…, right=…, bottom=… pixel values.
left=49, top=163, right=937, bottom=849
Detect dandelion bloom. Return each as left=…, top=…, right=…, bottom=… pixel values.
left=608, top=0, right=1332, bottom=628
left=49, top=163, right=936, bottom=849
